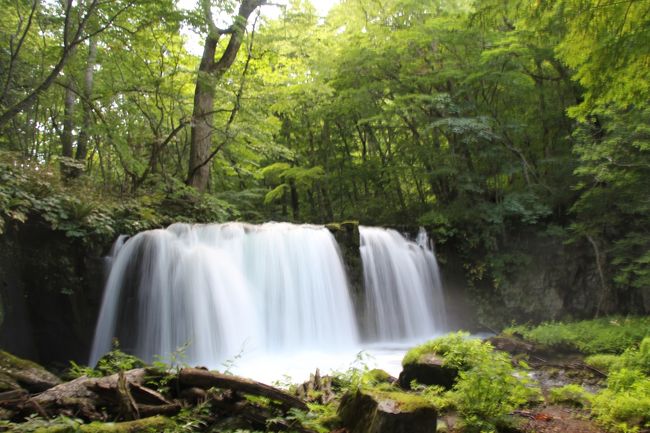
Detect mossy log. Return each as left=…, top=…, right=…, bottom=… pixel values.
left=0, top=350, right=61, bottom=393
left=178, top=367, right=308, bottom=411
left=14, top=369, right=180, bottom=421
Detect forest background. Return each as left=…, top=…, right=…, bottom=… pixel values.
left=0, top=0, right=649, bottom=331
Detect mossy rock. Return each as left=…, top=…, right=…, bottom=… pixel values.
left=338, top=388, right=437, bottom=433
left=30, top=416, right=175, bottom=433
left=363, top=369, right=397, bottom=386
left=399, top=353, right=458, bottom=390
left=0, top=350, right=61, bottom=392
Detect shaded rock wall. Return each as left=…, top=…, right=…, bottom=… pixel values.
left=0, top=219, right=108, bottom=367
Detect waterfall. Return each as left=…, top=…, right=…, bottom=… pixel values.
left=359, top=226, right=447, bottom=342
left=90, top=222, right=359, bottom=367
left=91, top=223, right=448, bottom=371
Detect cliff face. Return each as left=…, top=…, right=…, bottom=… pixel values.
left=0, top=219, right=109, bottom=366
left=436, top=231, right=650, bottom=329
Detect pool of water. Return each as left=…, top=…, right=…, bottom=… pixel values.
left=228, top=340, right=437, bottom=385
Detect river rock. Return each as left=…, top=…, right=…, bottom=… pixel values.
left=399, top=353, right=458, bottom=390
left=0, top=350, right=61, bottom=393
left=338, top=389, right=437, bottom=433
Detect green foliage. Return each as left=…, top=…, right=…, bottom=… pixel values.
left=450, top=354, right=540, bottom=433
left=66, top=341, right=145, bottom=379
left=549, top=384, right=592, bottom=407
left=505, top=317, right=650, bottom=354
left=403, top=331, right=493, bottom=370
left=591, top=369, right=650, bottom=433
left=94, top=342, right=146, bottom=376
left=404, top=332, right=541, bottom=432
left=0, top=152, right=236, bottom=254
left=585, top=354, right=621, bottom=373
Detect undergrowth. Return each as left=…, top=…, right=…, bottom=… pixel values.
left=513, top=319, right=650, bottom=433
left=505, top=316, right=650, bottom=354
left=406, top=332, right=541, bottom=433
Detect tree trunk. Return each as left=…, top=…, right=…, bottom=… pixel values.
left=186, top=0, right=266, bottom=192
left=76, top=36, right=97, bottom=163
left=61, top=82, right=75, bottom=158
left=187, top=36, right=218, bottom=191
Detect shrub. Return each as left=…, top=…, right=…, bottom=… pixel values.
left=402, top=331, right=493, bottom=370
left=504, top=317, right=650, bottom=354
left=591, top=369, right=650, bottom=433
left=405, top=332, right=541, bottom=433
left=585, top=354, right=621, bottom=373
left=549, top=384, right=592, bottom=407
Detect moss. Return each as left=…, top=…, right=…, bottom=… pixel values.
left=402, top=332, right=491, bottom=370
left=325, top=223, right=341, bottom=231
left=325, top=220, right=359, bottom=233
left=403, top=343, right=438, bottom=367
left=365, top=389, right=434, bottom=413
left=0, top=350, right=47, bottom=371
left=79, top=416, right=176, bottom=433
left=363, top=369, right=393, bottom=386
left=33, top=427, right=77, bottom=433
left=0, top=350, right=60, bottom=392
left=0, top=372, right=19, bottom=391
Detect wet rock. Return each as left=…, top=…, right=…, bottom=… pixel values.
left=338, top=389, right=437, bottom=433
left=399, top=353, right=458, bottom=390
left=0, top=350, right=61, bottom=393
left=487, top=336, right=536, bottom=356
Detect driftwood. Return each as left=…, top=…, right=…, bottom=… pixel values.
left=178, top=368, right=308, bottom=411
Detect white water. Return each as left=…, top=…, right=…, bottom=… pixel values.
left=90, top=222, right=359, bottom=367
left=90, top=223, right=447, bottom=383
left=360, top=226, right=447, bottom=341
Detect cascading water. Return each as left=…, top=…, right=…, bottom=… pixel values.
left=90, top=222, right=359, bottom=367
left=91, top=222, right=448, bottom=381
left=359, top=226, right=447, bottom=342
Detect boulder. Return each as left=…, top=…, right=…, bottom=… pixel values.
left=399, top=353, right=458, bottom=390
left=0, top=350, right=61, bottom=393
left=338, top=389, right=437, bottom=433
left=487, top=336, right=536, bottom=356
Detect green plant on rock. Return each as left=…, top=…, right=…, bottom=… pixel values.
left=403, top=331, right=494, bottom=370
left=404, top=332, right=541, bottom=432
left=549, top=384, right=592, bottom=407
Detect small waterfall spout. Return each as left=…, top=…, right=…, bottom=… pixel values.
left=360, top=226, right=447, bottom=342
left=90, top=223, right=359, bottom=367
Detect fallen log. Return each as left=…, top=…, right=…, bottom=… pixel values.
left=27, top=369, right=176, bottom=421
left=30, top=375, right=103, bottom=419
left=178, top=368, right=308, bottom=411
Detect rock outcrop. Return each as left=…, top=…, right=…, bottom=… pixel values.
left=399, top=353, right=458, bottom=390
left=338, top=389, right=437, bottom=433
